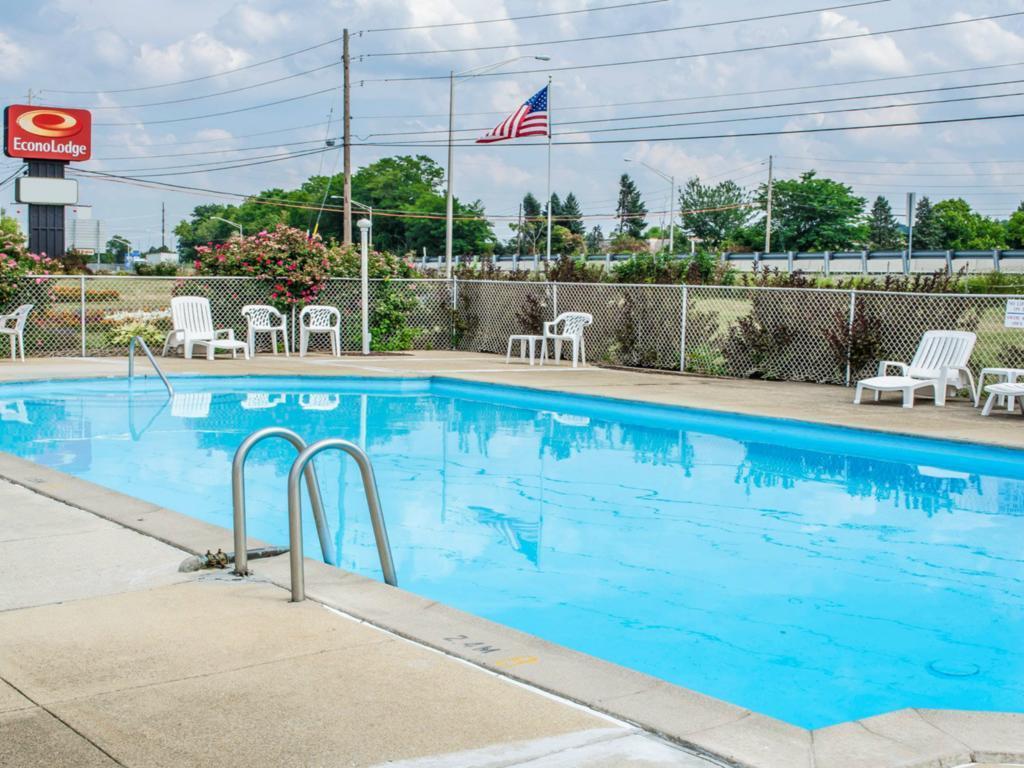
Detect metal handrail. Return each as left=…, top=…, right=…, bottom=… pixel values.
left=287, top=438, right=397, bottom=601
left=231, top=428, right=336, bottom=576
left=128, top=336, right=174, bottom=397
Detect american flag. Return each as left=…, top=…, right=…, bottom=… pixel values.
left=476, top=85, right=549, bottom=144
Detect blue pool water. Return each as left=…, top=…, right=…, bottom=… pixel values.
left=1, top=375, right=1022, bottom=728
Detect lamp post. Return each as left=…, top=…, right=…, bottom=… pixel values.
left=445, top=54, right=551, bottom=279
left=625, top=158, right=675, bottom=254
left=211, top=216, right=243, bottom=238
left=110, top=235, right=131, bottom=267
left=357, top=218, right=371, bottom=356
left=330, top=195, right=372, bottom=249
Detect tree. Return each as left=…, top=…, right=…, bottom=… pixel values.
left=758, top=172, right=866, bottom=251
left=512, top=192, right=545, bottom=255
left=106, top=235, right=130, bottom=261
left=912, top=196, right=942, bottom=250
left=585, top=225, right=604, bottom=255
left=561, top=193, right=585, bottom=235
left=930, top=198, right=1007, bottom=250
left=678, top=177, right=752, bottom=249
left=615, top=174, right=647, bottom=238
left=1007, top=204, right=1024, bottom=248
left=867, top=196, right=903, bottom=250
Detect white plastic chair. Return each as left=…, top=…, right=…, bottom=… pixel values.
left=299, top=393, right=340, bottom=411
left=0, top=304, right=32, bottom=361
left=854, top=330, right=977, bottom=408
left=163, top=296, right=250, bottom=360
left=242, top=304, right=289, bottom=357
left=299, top=306, right=341, bottom=357
left=543, top=312, right=593, bottom=368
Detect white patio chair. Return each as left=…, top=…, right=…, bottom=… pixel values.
left=162, top=296, right=250, bottom=361
left=171, top=392, right=212, bottom=418
left=242, top=304, right=289, bottom=357
left=240, top=392, right=286, bottom=410
left=854, top=330, right=977, bottom=408
left=543, top=312, right=593, bottom=368
left=299, top=305, right=341, bottom=357
left=0, top=304, right=33, bottom=361
left=299, top=393, right=340, bottom=411
left=981, top=382, right=1024, bottom=416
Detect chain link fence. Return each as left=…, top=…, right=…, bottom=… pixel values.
left=7, top=276, right=1024, bottom=386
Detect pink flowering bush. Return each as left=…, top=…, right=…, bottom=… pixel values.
left=0, top=228, right=65, bottom=311
left=192, top=224, right=345, bottom=309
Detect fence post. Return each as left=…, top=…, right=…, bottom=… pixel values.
left=861, top=250, right=868, bottom=274
left=993, top=249, right=1001, bottom=273
left=679, top=284, right=688, bottom=373
left=79, top=276, right=87, bottom=358
left=291, top=306, right=297, bottom=354
left=551, top=282, right=558, bottom=318
left=901, top=249, right=910, bottom=275
left=787, top=251, right=795, bottom=272
left=945, top=250, right=953, bottom=275
left=844, top=289, right=857, bottom=387
left=823, top=251, right=831, bottom=278
left=450, top=276, right=458, bottom=350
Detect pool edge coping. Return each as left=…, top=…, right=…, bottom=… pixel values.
left=2, top=450, right=1022, bottom=768
left=3, top=368, right=1024, bottom=454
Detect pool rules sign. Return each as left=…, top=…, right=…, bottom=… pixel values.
left=3, top=104, right=92, bottom=256
left=1006, top=298, right=1024, bottom=329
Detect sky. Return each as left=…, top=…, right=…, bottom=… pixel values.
left=0, top=0, right=1022, bottom=252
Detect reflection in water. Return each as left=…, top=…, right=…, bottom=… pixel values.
left=1, top=378, right=1022, bottom=729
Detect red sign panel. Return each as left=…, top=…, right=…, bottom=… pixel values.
left=4, top=105, right=92, bottom=161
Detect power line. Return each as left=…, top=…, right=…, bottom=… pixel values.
left=775, top=153, right=1024, bottom=166
left=92, top=86, right=336, bottom=127
left=361, top=11, right=1024, bottom=83
left=94, top=135, right=338, bottom=161
left=357, top=78, right=1024, bottom=139
left=42, top=35, right=345, bottom=95
left=360, top=0, right=888, bottom=57
left=359, top=0, right=668, bottom=34
left=352, top=111, right=1024, bottom=147
left=353, top=61, right=1024, bottom=119
left=93, top=146, right=338, bottom=174
left=92, top=116, right=340, bottom=147
left=86, top=146, right=334, bottom=178
left=54, top=61, right=340, bottom=111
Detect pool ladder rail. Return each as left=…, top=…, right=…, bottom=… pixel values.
left=127, top=336, right=174, bottom=397
left=231, top=427, right=398, bottom=602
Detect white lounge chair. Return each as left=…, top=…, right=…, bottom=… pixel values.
left=854, top=330, right=977, bottom=408
left=981, top=382, right=1024, bottom=416
left=0, top=304, right=32, bottom=361
left=163, top=296, right=250, bottom=360
left=171, top=392, right=212, bottom=419
left=543, top=312, right=593, bottom=369
left=299, top=305, right=341, bottom=357
left=242, top=304, right=289, bottom=357
left=299, top=393, right=340, bottom=411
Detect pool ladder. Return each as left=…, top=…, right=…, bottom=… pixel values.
left=128, top=336, right=174, bottom=397
left=231, top=427, right=397, bottom=601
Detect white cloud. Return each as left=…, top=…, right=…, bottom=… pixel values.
left=943, top=14, right=1024, bottom=64
left=133, top=32, right=249, bottom=83
left=0, top=30, right=29, bottom=81
left=815, top=11, right=910, bottom=74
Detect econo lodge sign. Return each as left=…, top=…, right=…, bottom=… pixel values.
left=4, top=105, right=91, bottom=161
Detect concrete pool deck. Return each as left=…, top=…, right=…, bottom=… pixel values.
left=1, top=351, right=1023, bottom=767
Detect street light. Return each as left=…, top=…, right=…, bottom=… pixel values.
left=211, top=216, right=243, bottom=237
left=445, top=54, right=551, bottom=279
left=330, top=195, right=372, bottom=249
left=625, top=158, right=675, bottom=255
left=109, top=235, right=131, bottom=267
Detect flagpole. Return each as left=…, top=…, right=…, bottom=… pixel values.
left=545, top=75, right=553, bottom=263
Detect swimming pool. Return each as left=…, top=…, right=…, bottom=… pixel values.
left=1, top=375, right=1022, bottom=729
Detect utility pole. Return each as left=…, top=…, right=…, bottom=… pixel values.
left=906, top=191, right=916, bottom=255
left=342, top=28, right=352, bottom=246
left=26, top=89, right=33, bottom=105
left=764, top=155, right=774, bottom=254
left=161, top=202, right=166, bottom=249
left=516, top=201, right=523, bottom=258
